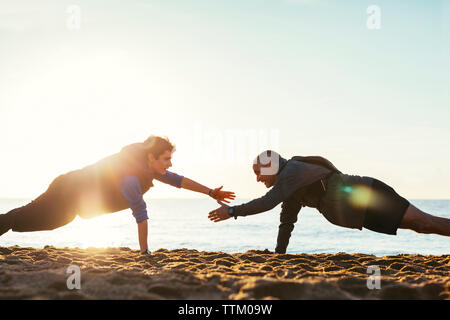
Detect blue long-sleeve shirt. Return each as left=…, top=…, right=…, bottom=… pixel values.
left=119, top=171, right=183, bottom=223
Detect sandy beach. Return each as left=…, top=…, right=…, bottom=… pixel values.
left=0, top=246, right=448, bottom=299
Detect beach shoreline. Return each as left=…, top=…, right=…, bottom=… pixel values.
left=0, top=246, right=449, bottom=299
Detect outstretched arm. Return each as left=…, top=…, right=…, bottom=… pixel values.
left=155, top=170, right=235, bottom=203
left=208, top=171, right=301, bottom=222
left=208, top=179, right=288, bottom=222
left=180, top=177, right=235, bottom=203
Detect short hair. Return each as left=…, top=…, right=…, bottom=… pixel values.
left=143, top=135, right=176, bottom=159
left=253, top=150, right=281, bottom=175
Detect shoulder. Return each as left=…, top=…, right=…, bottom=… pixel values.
left=282, top=159, right=328, bottom=174
left=120, top=175, right=140, bottom=183
left=278, top=160, right=307, bottom=178
left=119, top=176, right=142, bottom=191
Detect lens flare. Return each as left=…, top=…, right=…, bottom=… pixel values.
left=345, top=185, right=373, bottom=209
left=343, top=186, right=353, bottom=193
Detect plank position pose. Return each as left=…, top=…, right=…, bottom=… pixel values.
left=208, top=150, right=450, bottom=253
left=0, top=135, right=235, bottom=254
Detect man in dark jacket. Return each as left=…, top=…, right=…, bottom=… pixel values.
left=208, top=150, right=450, bottom=253
left=0, top=135, right=235, bottom=254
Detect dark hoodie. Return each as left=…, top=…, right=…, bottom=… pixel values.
left=232, top=155, right=374, bottom=253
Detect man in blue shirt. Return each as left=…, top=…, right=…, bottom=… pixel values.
left=0, top=135, right=235, bottom=254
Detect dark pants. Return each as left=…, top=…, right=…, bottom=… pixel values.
left=362, top=178, right=410, bottom=235
left=7, top=175, right=79, bottom=232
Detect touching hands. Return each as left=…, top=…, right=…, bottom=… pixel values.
left=208, top=186, right=235, bottom=222
left=209, top=186, right=235, bottom=204
left=208, top=204, right=231, bottom=223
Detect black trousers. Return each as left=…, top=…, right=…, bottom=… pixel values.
left=7, top=175, right=79, bottom=232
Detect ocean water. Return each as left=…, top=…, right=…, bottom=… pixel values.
left=0, top=198, right=449, bottom=257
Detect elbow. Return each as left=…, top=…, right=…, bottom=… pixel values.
left=133, top=207, right=148, bottom=223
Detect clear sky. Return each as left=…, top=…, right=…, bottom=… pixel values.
left=0, top=0, right=449, bottom=199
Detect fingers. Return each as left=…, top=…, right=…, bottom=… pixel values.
left=217, top=191, right=235, bottom=201
left=208, top=214, right=219, bottom=222
left=208, top=208, right=227, bottom=223
left=223, top=191, right=235, bottom=198
left=208, top=213, right=222, bottom=222
left=208, top=209, right=219, bottom=219
left=211, top=187, right=236, bottom=203
left=208, top=211, right=230, bottom=223
left=209, top=216, right=220, bottom=222
left=214, top=189, right=235, bottom=196
left=224, top=193, right=235, bottom=198
left=210, top=215, right=225, bottom=222
left=208, top=208, right=221, bottom=215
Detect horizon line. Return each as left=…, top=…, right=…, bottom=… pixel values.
left=1, top=197, right=450, bottom=202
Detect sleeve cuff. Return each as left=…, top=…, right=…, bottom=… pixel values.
left=135, top=215, right=149, bottom=224
left=174, top=175, right=183, bottom=188
left=233, top=205, right=245, bottom=217
left=170, top=172, right=183, bottom=188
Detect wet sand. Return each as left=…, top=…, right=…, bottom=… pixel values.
left=0, top=246, right=449, bottom=299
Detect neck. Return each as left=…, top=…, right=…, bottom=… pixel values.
left=147, top=161, right=158, bottom=174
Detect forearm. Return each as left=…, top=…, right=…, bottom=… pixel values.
left=180, top=177, right=211, bottom=195
left=137, top=220, right=148, bottom=252
left=233, top=173, right=300, bottom=217
left=275, top=224, right=295, bottom=254
left=233, top=197, right=279, bottom=217
left=233, top=187, right=285, bottom=217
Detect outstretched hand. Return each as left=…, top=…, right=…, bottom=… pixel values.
left=208, top=204, right=231, bottom=223
left=209, top=186, right=235, bottom=204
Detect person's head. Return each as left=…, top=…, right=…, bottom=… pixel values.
left=252, top=150, right=282, bottom=188
left=143, top=135, right=176, bottom=175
